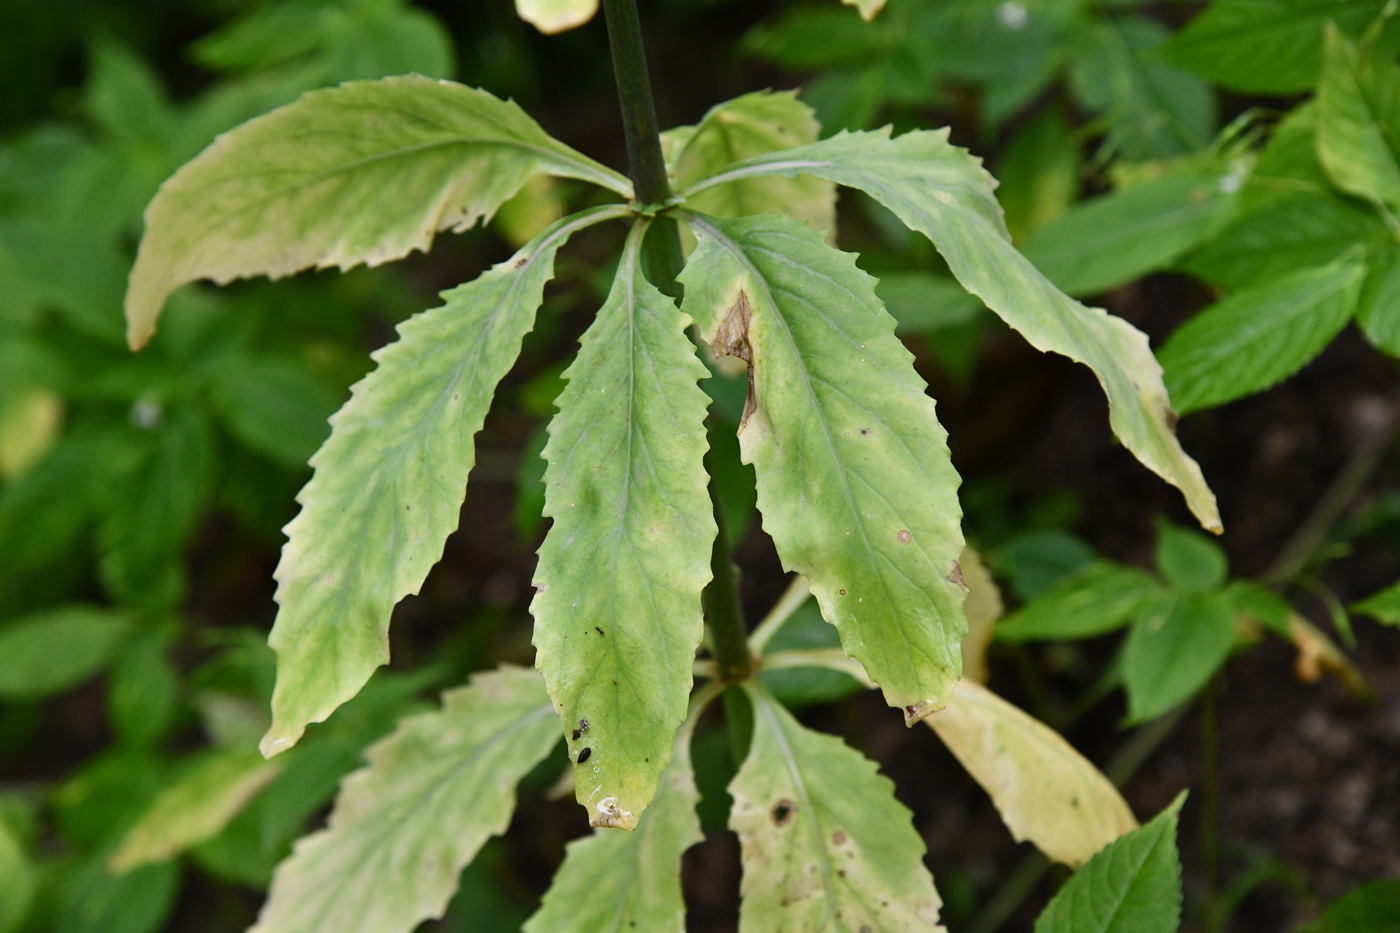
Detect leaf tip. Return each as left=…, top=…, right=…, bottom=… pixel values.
left=902, top=698, right=944, bottom=726
left=259, top=724, right=303, bottom=759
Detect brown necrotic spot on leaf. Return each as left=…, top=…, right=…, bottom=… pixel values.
left=771, top=799, right=796, bottom=826
left=710, top=292, right=758, bottom=429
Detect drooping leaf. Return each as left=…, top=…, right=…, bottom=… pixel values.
left=1316, top=26, right=1400, bottom=210
left=531, top=221, right=715, bottom=829
left=679, top=129, right=1221, bottom=532
left=522, top=698, right=706, bottom=933
left=262, top=206, right=625, bottom=759
left=1022, top=167, right=1242, bottom=297
left=730, top=683, right=945, bottom=932
left=514, top=0, right=599, bottom=35
left=1154, top=518, right=1227, bottom=592
left=928, top=680, right=1137, bottom=868
left=124, top=76, right=631, bottom=348
left=0, top=606, right=131, bottom=699
left=664, top=91, right=835, bottom=238
left=1122, top=593, right=1236, bottom=722
left=110, top=747, right=283, bottom=872
left=1032, top=794, right=1185, bottom=933
left=1162, top=0, right=1390, bottom=94
left=250, top=666, right=560, bottom=933
left=996, top=561, right=1165, bottom=643
left=1314, top=879, right=1400, bottom=932
left=678, top=211, right=966, bottom=722
left=1159, top=256, right=1366, bottom=414
left=1351, top=578, right=1400, bottom=626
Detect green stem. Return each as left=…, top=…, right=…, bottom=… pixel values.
left=602, top=0, right=752, bottom=683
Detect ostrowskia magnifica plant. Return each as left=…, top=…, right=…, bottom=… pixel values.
left=120, top=0, right=1213, bottom=929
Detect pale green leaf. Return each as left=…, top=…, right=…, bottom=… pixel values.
left=1033, top=794, right=1184, bottom=933
left=1317, top=26, right=1400, bottom=210
left=1159, top=256, right=1366, bottom=414
left=679, top=128, right=1221, bottom=532
left=110, top=747, right=283, bottom=872
left=1351, top=578, right=1400, bottom=626
left=1022, top=167, right=1242, bottom=297
left=262, top=207, right=625, bottom=759
left=515, top=0, right=599, bottom=34
left=531, top=221, right=715, bottom=829
left=0, top=606, right=131, bottom=699
left=1154, top=518, right=1227, bottom=592
left=843, top=0, right=886, bottom=22
left=250, top=666, right=559, bottom=933
left=996, top=561, right=1166, bottom=643
left=665, top=91, right=835, bottom=238
left=522, top=696, right=707, bottom=933
left=1356, top=247, right=1400, bottom=355
left=959, top=547, right=1003, bottom=685
left=928, top=680, right=1137, bottom=868
left=0, top=817, right=34, bottom=933
left=125, top=76, right=631, bottom=348
left=678, top=211, right=966, bottom=722
left=1162, top=0, right=1389, bottom=94
left=730, top=683, right=944, bottom=932
left=1123, top=593, right=1236, bottom=722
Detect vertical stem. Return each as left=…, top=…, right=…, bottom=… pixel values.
left=602, top=0, right=753, bottom=683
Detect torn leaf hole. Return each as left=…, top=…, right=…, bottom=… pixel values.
left=771, top=798, right=796, bottom=826
left=710, top=291, right=757, bottom=430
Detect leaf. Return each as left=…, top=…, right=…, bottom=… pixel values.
left=1315, top=879, right=1400, bottom=932
left=678, top=211, right=966, bottom=722
left=249, top=666, right=560, bottom=933
left=1159, top=256, right=1366, bottom=414
left=959, top=547, right=1003, bottom=685
left=54, top=858, right=180, bottom=933
left=108, top=635, right=180, bottom=748
left=530, top=221, right=715, bottom=829
left=1180, top=192, right=1387, bottom=291
left=0, top=385, right=62, bottom=479
left=1154, top=518, right=1227, bottom=592
left=679, top=129, right=1221, bottom=532
left=665, top=91, right=835, bottom=239
left=874, top=272, right=984, bottom=337
left=1357, top=246, right=1400, bottom=355
left=110, top=747, right=283, bottom=872
left=928, top=680, right=1137, bottom=867
left=1122, top=593, right=1236, bottom=722
left=1162, top=0, right=1389, bottom=94
left=261, top=206, right=624, bottom=759
left=995, top=104, right=1081, bottom=241
left=210, top=355, right=342, bottom=468
left=1317, top=26, right=1400, bottom=210
left=0, top=817, right=34, bottom=933
left=729, top=683, right=945, bottom=932
left=1022, top=168, right=1241, bottom=297
left=124, top=76, right=631, bottom=348
left=1351, top=578, right=1400, bottom=626
left=996, top=561, right=1166, bottom=643
left=994, top=530, right=1098, bottom=601
left=1032, top=794, right=1184, bottom=933
left=842, top=0, right=886, bottom=22
left=758, top=600, right=866, bottom=709
left=522, top=700, right=705, bottom=933
left=0, top=606, right=131, bottom=699
left=515, top=0, right=599, bottom=34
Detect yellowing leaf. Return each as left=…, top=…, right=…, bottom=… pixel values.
left=109, top=747, right=282, bottom=873
left=0, top=387, right=62, bottom=479
left=959, top=547, right=1002, bottom=685
left=927, top=680, right=1136, bottom=868
left=679, top=211, right=966, bottom=723
left=842, top=0, right=886, bottom=22
left=125, top=76, right=631, bottom=348
left=515, top=0, right=599, bottom=34
left=250, top=667, right=560, bottom=933
left=679, top=129, right=1221, bottom=533
left=731, top=683, right=945, bottom=932
left=262, top=207, right=626, bottom=759
left=531, top=221, right=715, bottom=829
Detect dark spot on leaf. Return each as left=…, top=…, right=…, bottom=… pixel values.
left=771, top=799, right=796, bottom=826
left=838, top=869, right=846, bottom=878
left=571, top=729, right=581, bottom=740
left=579, top=717, right=589, bottom=733
left=515, top=256, right=529, bottom=268
left=839, top=588, right=846, bottom=595
left=949, top=562, right=966, bottom=588
left=860, top=428, right=869, bottom=435
left=896, top=530, right=911, bottom=544
left=905, top=705, right=916, bottom=716
left=832, top=830, right=847, bottom=845
left=577, top=747, right=591, bottom=763
left=595, top=626, right=604, bottom=635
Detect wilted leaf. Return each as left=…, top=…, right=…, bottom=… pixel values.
left=531, top=221, right=714, bottom=829
left=250, top=666, right=560, bottom=933
left=125, top=77, right=630, bottom=347
left=928, top=680, right=1137, bottom=867
left=679, top=211, right=966, bottom=723
left=262, top=206, right=625, bottom=759
left=730, top=683, right=945, bottom=932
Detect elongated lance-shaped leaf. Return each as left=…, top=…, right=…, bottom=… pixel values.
left=531, top=220, right=716, bottom=829
left=730, top=682, right=945, bottom=932
left=679, top=129, right=1221, bottom=533
left=1317, top=25, right=1400, bottom=211
left=677, top=211, right=965, bottom=723
left=522, top=687, right=715, bottom=933
left=124, top=75, right=632, bottom=348
left=263, top=206, right=626, bottom=758
left=927, top=680, right=1137, bottom=868
left=250, top=666, right=559, bottom=933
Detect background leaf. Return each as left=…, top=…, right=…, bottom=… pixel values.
left=0, top=605, right=130, bottom=699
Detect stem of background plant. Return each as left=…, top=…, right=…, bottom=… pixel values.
left=602, top=0, right=752, bottom=683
